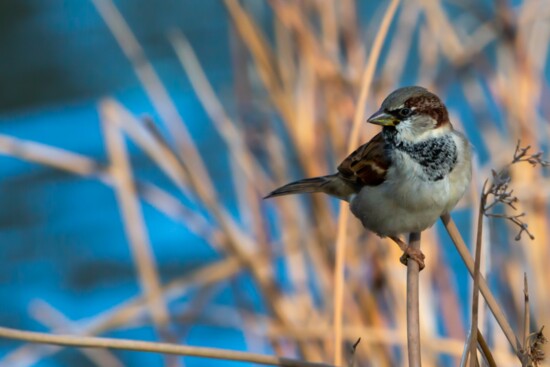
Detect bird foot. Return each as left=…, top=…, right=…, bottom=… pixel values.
left=399, top=246, right=426, bottom=271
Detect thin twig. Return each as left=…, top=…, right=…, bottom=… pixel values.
left=101, top=104, right=169, bottom=330
left=522, top=273, right=530, bottom=366
left=0, top=326, right=334, bottom=367
left=406, top=232, right=422, bottom=367
left=346, top=338, right=361, bottom=367
left=523, top=273, right=530, bottom=349
left=0, top=133, right=222, bottom=251
left=468, top=181, right=489, bottom=367
left=169, top=30, right=272, bottom=191
left=29, top=301, right=124, bottom=367
left=477, top=330, right=497, bottom=367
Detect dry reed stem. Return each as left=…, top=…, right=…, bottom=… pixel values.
left=317, top=1, right=338, bottom=60
left=94, top=0, right=268, bottom=319
left=174, top=302, right=512, bottom=362
left=0, top=300, right=126, bottom=367
left=226, top=0, right=338, bottom=251
left=379, top=1, right=421, bottom=89
left=467, top=183, right=488, bottom=367
left=0, top=133, right=220, bottom=246
left=265, top=323, right=517, bottom=362
left=332, top=207, right=350, bottom=367
left=523, top=273, right=530, bottom=350
left=265, top=134, right=333, bottom=304
left=29, top=301, right=124, bottom=367
left=224, top=0, right=295, bottom=126
left=441, top=214, right=522, bottom=357
left=419, top=0, right=464, bottom=62
left=0, top=134, right=101, bottom=176
left=268, top=0, right=339, bottom=79
left=340, top=0, right=365, bottom=75
left=0, top=257, right=242, bottom=366
left=92, top=257, right=242, bottom=334
left=100, top=100, right=303, bottom=357
left=332, top=1, right=400, bottom=364
left=169, top=30, right=272, bottom=190
left=91, top=0, right=217, bottom=205
left=0, top=326, right=334, bottom=367
left=93, top=4, right=257, bottom=314
left=101, top=104, right=169, bottom=330
left=88, top=7, right=295, bottom=348
left=346, top=0, right=400, bottom=149
left=223, top=0, right=338, bottom=360
left=406, top=232, right=422, bottom=367
left=476, top=330, right=497, bottom=367
left=100, top=100, right=192, bottom=195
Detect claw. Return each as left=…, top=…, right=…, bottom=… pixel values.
left=399, top=246, right=426, bottom=270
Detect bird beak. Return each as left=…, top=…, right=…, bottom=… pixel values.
left=367, top=110, right=399, bottom=126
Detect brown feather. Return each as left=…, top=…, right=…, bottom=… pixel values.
left=264, top=174, right=357, bottom=201
left=337, top=133, right=391, bottom=186
left=404, top=94, right=450, bottom=127
left=265, top=133, right=391, bottom=201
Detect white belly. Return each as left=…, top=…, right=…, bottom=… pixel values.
left=349, top=146, right=470, bottom=237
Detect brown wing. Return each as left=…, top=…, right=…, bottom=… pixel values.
left=337, top=133, right=391, bottom=186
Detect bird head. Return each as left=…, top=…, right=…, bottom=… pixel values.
left=367, top=86, right=451, bottom=143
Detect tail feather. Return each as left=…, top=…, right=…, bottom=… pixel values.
left=264, top=174, right=355, bottom=201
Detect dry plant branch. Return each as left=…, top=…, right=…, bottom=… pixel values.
left=91, top=0, right=292, bottom=339
left=466, top=181, right=489, bottom=367
left=333, top=1, right=400, bottom=364
left=441, top=214, right=522, bottom=357
left=107, top=99, right=317, bottom=358
left=468, top=141, right=548, bottom=364
left=0, top=257, right=243, bottom=366
left=523, top=327, right=547, bottom=367
left=91, top=0, right=215, bottom=191
left=0, top=133, right=221, bottom=248
left=346, top=338, right=361, bottom=367
left=29, top=301, right=124, bottom=367
left=0, top=135, right=102, bottom=175
left=0, top=326, right=334, bottom=367
left=224, top=0, right=295, bottom=126
left=406, top=232, right=422, bottom=367
left=169, top=29, right=272, bottom=191
left=484, top=142, right=550, bottom=239
left=101, top=106, right=169, bottom=330
left=477, top=330, right=497, bottom=367
left=523, top=272, right=530, bottom=347
left=520, top=275, right=547, bottom=366
left=522, top=273, right=531, bottom=366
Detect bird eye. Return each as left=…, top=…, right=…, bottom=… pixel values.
left=399, top=108, right=411, bottom=117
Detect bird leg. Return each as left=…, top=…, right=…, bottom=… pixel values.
left=389, top=236, right=426, bottom=270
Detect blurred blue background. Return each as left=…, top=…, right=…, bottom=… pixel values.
left=1, top=2, right=245, bottom=366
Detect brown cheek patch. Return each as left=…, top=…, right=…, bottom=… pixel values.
left=405, top=95, right=450, bottom=127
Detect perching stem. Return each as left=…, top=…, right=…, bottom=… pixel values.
left=407, top=232, right=422, bottom=367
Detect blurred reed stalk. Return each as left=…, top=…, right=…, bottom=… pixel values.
left=0, top=326, right=334, bottom=367
left=332, top=0, right=400, bottom=364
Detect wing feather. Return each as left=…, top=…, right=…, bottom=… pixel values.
left=337, top=133, right=391, bottom=186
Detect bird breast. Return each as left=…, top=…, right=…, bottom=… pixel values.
left=349, top=131, right=471, bottom=237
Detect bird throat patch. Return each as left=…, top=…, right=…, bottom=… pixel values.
left=385, top=131, right=458, bottom=181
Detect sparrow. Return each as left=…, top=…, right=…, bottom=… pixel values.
left=265, top=86, right=472, bottom=268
